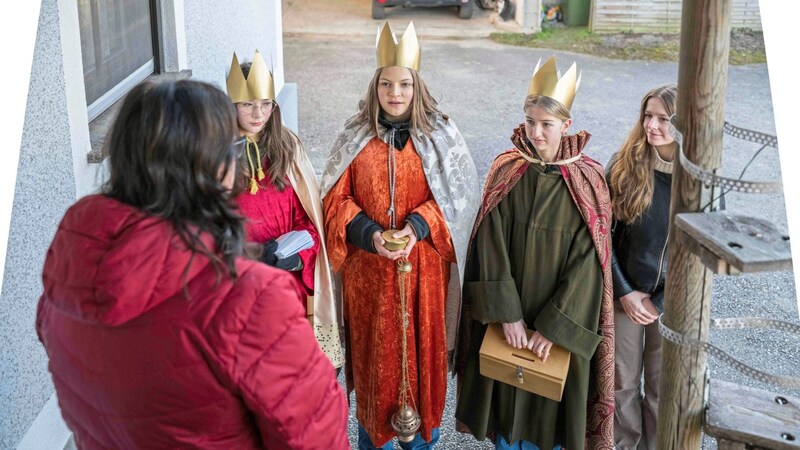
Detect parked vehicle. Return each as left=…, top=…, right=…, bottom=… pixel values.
left=372, top=0, right=474, bottom=19
left=476, top=0, right=515, bottom=21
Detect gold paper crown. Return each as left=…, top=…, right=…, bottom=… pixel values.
left=527, top=56, right=581, bottom=111
left=376, top=21, right=421, bottom=72
left=226, top=50, right=275, bottom=103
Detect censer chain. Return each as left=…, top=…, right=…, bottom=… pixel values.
left=398, top=258, right=415, bottom=410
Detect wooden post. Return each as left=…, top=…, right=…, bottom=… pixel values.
left=656, top=0, right=732, bottom=448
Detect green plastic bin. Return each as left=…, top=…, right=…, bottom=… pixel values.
left=563, top=0, right=590, bottom=26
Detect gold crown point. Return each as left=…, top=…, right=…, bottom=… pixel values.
left=226, top=50, right=275, bottom=103
left=227, top=52, right=247, bottom=102
left=376, top=21, right=397, bottom=68
left=531, top=58, right=542, bottom=77
left=527, top=55, right=580, bottom=111
left=375, top=21, right=421, bottom=72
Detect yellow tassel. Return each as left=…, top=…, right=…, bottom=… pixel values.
left=254, top=143, right=266, bottom=181
left=245, top=137, right=259, bottom=195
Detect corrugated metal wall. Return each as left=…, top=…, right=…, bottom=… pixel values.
left=589, top=0, right=761, bottom=32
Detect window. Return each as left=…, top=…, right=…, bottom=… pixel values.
left=78, top=0, right=157, bottom=121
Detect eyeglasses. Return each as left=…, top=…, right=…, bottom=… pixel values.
left=235, top=101, right=275, bottom=115
left=230, top=137, right=247, bottom=159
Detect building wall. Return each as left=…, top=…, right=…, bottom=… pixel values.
left=3, top=1, right=290, bottom=447
left=0, top=0, right=78, bottom=446
left=590, top=0, right=762, bottom=32
left=183, top=0, right=285, bottom=94
left=515, top=0, right=543, bottom=33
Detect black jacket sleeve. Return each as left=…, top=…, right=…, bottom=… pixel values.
left=611, top=249, right=635, bottom=300
left=405, top=213, right=430, bottom=241
left=346, top=212, right=383, bottom=254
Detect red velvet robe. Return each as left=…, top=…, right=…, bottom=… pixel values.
left=236, top=158, right=319, bottom=294
left=323, top=137, right=456, bottom=446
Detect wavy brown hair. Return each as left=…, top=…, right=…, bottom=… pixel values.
left=237, top=62, right=298, bottom=192
left=103, top=79, right=245, bottom=280
left=355, top=67, right=445, bottom=138
left=608, top=84, right=677, bottom=223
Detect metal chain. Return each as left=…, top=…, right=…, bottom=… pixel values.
left=724, top=122, right=779, bottom=149
left=397, top=259, right=416, bottom=411
left=658, top=315, right=800, bottom=389
left=674, top=121, right=783, bottom=194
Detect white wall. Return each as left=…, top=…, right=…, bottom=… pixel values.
left=183, top=0, right=285, bottom=93
left=5, top=1, right=290, bottom=447
left=0, top=0, right=78, bottom=445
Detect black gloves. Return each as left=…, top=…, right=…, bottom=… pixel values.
left=259, top=239, right=304, bottom=271
left=275, top=254, right=303, bottom=271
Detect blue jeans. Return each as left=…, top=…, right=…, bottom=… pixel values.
left=357, top=423, right=440, bottom=450
left=495, top=434, right=562, bottom=450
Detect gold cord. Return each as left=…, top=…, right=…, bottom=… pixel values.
left=245, top=136, right=259, bottom=194
left=516, top=140, right=583, bottom=166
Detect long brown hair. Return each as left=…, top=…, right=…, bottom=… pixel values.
left=103, top=79, right=245, bottom=280
left=608, top=84, right=677, bottom=223
left=355, top=67, right=445, bottom=138
left=238, top=62, right=298, bottom=192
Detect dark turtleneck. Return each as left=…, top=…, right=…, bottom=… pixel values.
left=378, top=116, right=411, bottom=150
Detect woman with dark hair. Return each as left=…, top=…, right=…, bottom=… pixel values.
left=321, top=21, right=479, bottom=450
left=455, top=56, right=614, bottom=450
left=227, top=51, right=343, bottom=370
left=607, top=84, right=677, bottom=450
left=35, top=79, right=349, bottom=449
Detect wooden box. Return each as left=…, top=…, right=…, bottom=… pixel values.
left=479, top=323, right=570, bottom=401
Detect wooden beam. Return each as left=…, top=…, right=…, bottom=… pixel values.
left=705, top=379, right=800, bottom=450
left=656, top=0, right=732, bottom=448
left=675, top=212, right=793, bottom=274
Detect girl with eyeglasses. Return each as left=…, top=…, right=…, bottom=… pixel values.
left=227, top=51, right=343, bottom=371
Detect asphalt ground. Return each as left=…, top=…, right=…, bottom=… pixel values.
left=283, top=22, right=799, bottom=450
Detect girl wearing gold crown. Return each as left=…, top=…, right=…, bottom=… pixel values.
left=454, top=56, right=614, bottom=450
left=607, top=85, right=677, bottom=450
left=320, top=21, right=479, bottom=450
left=226, top=50, right=343, bottom=371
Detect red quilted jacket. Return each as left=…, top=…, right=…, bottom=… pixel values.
left=36, top=195, right=349, bottom=449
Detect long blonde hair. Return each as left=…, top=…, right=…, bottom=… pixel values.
left=354, top=67, right=445, bottom=138
left=608, top=84, right=677, bottom=223
left=237, top=62, right=297, bottom=192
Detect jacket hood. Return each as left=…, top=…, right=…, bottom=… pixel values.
left=41, top=195, right=215, bottom=326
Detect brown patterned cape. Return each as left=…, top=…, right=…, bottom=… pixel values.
left=460, top=125, right=615, bottom=449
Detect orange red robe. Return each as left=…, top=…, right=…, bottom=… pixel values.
left=323, top=136, right=456, bottom=446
